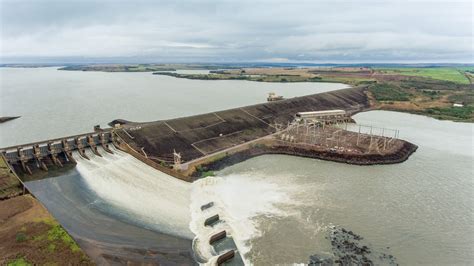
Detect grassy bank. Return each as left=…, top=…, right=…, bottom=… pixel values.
left=0, top=195, right=93, bottom=265
left=1, top=157, right=92, bottom=264
left=367, top=81, right=473, bottom=122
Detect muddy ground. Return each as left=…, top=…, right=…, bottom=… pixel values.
left=0, top=195, right=93, bottom=265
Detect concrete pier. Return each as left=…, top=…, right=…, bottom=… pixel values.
left=100, top=133, right=113, bottom=154
left=0, top=130, right=113, bottom=175
left=204, top=214, right=220, bottom=227
left=33, top=144, right=48, bottom=171
left=217, top=250, right=235, bottom=265
left=87, top=135, right=102, bottom=157
left=209, top=230, right=227, bottom=245
left=48, top=142, right=63, bottom=167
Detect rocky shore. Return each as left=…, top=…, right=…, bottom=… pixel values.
left=190, top=139, right=418, bottom=177
left=309, top=226, right=398, bottom=265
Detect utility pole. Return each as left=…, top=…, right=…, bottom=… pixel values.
left=357, top=124, right=361, bottom=145
left=173, top=149, right=181, bottom=170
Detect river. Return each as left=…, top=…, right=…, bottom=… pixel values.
left=209, top=111, right=473, bottom=265
left=1, top=68, right=473, bottom=265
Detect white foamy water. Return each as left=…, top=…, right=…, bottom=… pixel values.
left=73, top=146, right=296, bottom=264
left=190, top=174, right=298, bottom=264
left=73, top=147, right=193, bottom=239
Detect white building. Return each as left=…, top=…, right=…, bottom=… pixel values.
left=295, top=110, right=347, bottom=122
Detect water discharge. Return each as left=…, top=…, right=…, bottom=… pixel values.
left=73, top=147, right=193, bottom=239
left=71, top=147, right=298, bottom=264
left=6, top=64, right=470, bottom=264
left=62, top=111, right=474, bottom=265
left=190, top=174, right=297, bottom=264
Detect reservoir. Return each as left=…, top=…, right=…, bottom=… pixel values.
left=0, top=67, right=347, bottom=147
left=1, top=68, right=473, bottom=265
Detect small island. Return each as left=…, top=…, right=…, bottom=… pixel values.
left=0, top=116, right=20, bottom=124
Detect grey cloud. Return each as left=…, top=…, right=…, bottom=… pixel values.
left=0, top=0, right=472, bottom=63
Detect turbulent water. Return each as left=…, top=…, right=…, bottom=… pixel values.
left=28, top=111, right=469, bottom=265
left=209, top=111, right=474, bottom=265
left=24, top=148, right=195, bottom=264
left=4, top=68, right=473, bottom=265
left=74, top=148, right=193, bottom=239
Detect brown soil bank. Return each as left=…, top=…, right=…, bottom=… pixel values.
left=192, top=140, right=418, bottom=176
left=0, top=195, right=93, bottom=265
left=0, top=155, right=23, bottom=200
left=113, top=86, right=370, bottom=164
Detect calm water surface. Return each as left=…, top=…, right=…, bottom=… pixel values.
left=0, top=67, right=346, bottom=147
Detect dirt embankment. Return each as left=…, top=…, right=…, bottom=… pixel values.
left=114, top=86, right=370, bottom=165
left=0, top=156, right=23, bottom=200
left=0, top=195, right=93, bottom=265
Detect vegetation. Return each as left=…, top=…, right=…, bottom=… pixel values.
left=57, top=63, right=474, bottom=122
left=7, top=258, right=31, bottom=266
left=195, top=165, right=215, bottom=178
left=369, top=84, right=410, bottom=101
left=426, top=106, right=473, bottom=121
left=448, top=90, right=474, bottom=105
left=376, top=67, right=472, bottom=84
left=60, top=64, right=176, bottom=72
left=1, top=196, right=92, bottom=265
left=154, top=66, right=473, bottom=122
left=58, top=63, right=238, bottom=72
left=15, top=232, right=27, bottom=242
left=252, top=143, right=268, bottom=149
left=153, top=71, right=371, bottom=84
left=46, top=221, right=81, bottom=252
left=201, top=170, right=215, bottom=177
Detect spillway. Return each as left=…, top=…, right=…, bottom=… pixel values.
left=72, top=147, right=247, bottom=264
left=73, top=147, right=194, bottom=239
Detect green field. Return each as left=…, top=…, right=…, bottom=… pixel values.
left=377, top=67, right=472, bottom=84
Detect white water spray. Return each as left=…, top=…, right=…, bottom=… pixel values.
left=73, top=147, right=193, bottom=239
left=189, top=174, right=296, bottom=264
left=73, top=148, right=299, bottom=264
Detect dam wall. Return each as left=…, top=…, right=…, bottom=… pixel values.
left=1, top=130, right=113, bottom=176
left=113, top=86, right=370, bottom=166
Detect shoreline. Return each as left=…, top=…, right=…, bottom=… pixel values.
left=187, top=138, right=418, bottom=178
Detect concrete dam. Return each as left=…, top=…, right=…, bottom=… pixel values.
left=111, top=86, right=416, bottom=179
left=113, top=86, right=369, bottom=162
left=2, top=86, right=417, bottom=180
left=0, top=86, right=418, bottom=265
left=1, top=130, right=113, bottom=175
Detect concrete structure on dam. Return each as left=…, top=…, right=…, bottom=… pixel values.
left=109, top=86, right=417, bottom=179
left=112, top=87, right=370, bottom=163
left=0, top=86, right=418, bottom=265
left=1, top=86, right=417, bottom=181
left=1, top=130, right=113, bottom=175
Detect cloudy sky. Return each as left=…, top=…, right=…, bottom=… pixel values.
left=0, top=0, right=472, bottom=63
